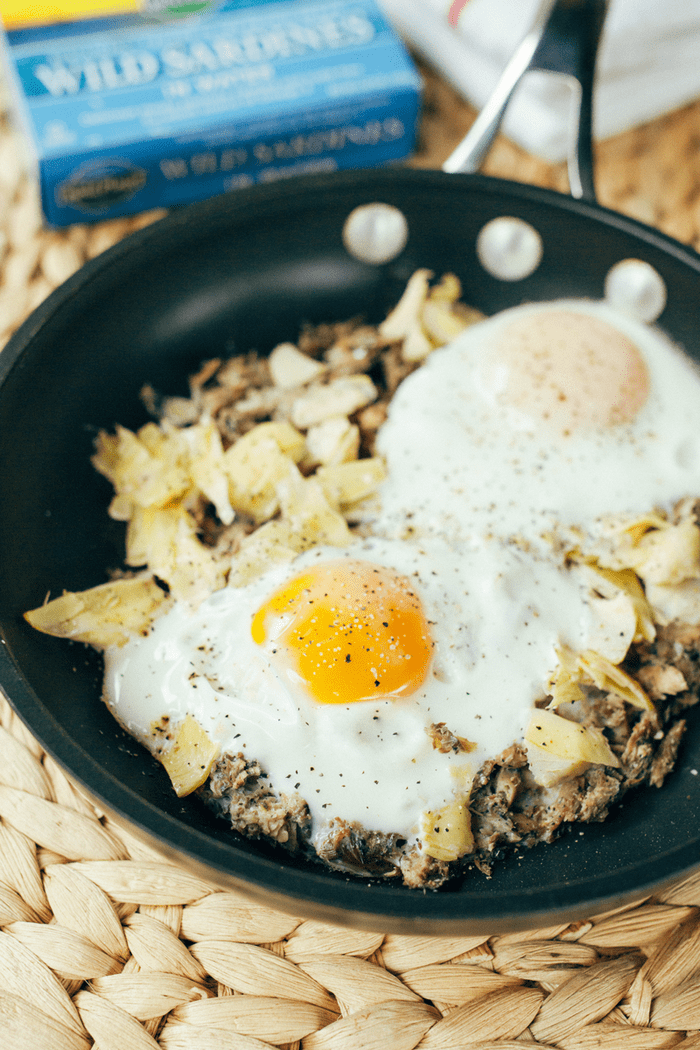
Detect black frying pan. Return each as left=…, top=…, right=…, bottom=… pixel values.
left=1, top=1, right=700, bottom=934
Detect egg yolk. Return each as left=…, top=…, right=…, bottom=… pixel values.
left=482, top=309, right=650, bottom=433
left=251, top=559, right=433, bottom=704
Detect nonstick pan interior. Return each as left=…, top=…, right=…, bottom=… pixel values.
left=1, top=167, right=700, bottom=933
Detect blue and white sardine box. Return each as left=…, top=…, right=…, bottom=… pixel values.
left=2, top=0, right=422, bottom=226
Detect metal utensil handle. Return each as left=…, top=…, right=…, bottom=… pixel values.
left=443, top=0, right=609, bottom=202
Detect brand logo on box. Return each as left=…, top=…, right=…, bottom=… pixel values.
left=56, top=158, right=147, bottom=211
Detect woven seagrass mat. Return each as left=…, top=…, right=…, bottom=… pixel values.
left=4, top=55, right=700, bottom=1049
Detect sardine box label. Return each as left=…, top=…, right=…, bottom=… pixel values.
left=1, top=0, right=421, bottom=225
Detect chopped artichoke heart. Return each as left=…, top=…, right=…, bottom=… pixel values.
left=137, top=420, right=167, bottom=452
left=91, top=429, right=121, bottom=485
left=316, top=457, right=387, bottom=510
left=420, top=299, right=470, bottom=346
left=586, top=592, right=637, bottom=665
left=185, top=420, right=235, bottom=526
left=401, top=322, right=434, bottom=363
left=268, top=341, right=326, bottom=389
left=24, top=575, right=167, bottom=649
left=277, top=463, right=351, bottom=548
left=240, top=420, right=307, bottom=462
left=575, top=512, right=669, bottom=571
left=303, top=415, right=360, bottom=468
left=599, top=511, right=671, bottom=552
left=548, top=643, right=653, bottom=713
left=578, top=649, right=654, bottom=711
left=583, top=563, right=656, bottom=643
left=290, top=374, right=378, bottom=429
left=125, top=506, right=153, bottom=567
left=107, top=492, right=136, bottom=522
left=646, top=578, right=700, bottom=627
left=379, top=268, right=432, bottom=341
left=113, top=424, right=191, bottom=511
left=629, top=520, right=700, bottom=586
left=426, top=272, right=462, bottom=304
left=420, top=799, right=474, bottom=862
left=525, top=709, right=619, bottom=768
left=526, top=744, right=591, bottom=788
left=382, top=271, right=484, bottom=359
left=222, top=435, right=296, bottom=524
left=139, top=504, right=228, bottom=606
left=547, top=645, right=585, bottom=708
left=160, top=714, right=220, bottom=797
left=228, top=520, right=301, bottom=588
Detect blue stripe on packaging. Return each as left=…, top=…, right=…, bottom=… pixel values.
left=3, top=0, right=421, bottom=225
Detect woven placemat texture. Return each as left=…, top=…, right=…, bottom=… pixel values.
left=3, top=61, right=700, bottom=1048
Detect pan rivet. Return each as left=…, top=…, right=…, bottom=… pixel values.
left=476, top=217, right=542, bottom=281
left=342, top=203, right=408, bottom=264
left=604, top=259, right=667, bottom=323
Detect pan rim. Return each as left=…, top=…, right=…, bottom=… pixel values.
left=4, top=165, right=700, bottom=393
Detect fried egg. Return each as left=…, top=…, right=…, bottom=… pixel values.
left=103, top=297, right=700, bottom=849
left=103, top=534, right=593, bottom=838
left=376, top=299, right=700, bottom=547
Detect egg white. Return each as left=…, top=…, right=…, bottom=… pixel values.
left=375, top=298, right=700, bottom=549
left=104, top=533, right=593, bottom=839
